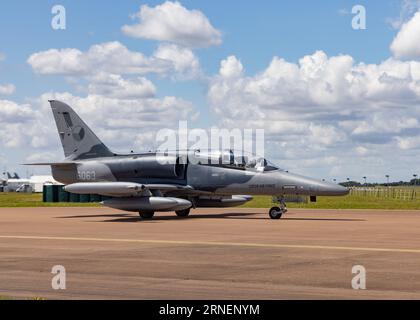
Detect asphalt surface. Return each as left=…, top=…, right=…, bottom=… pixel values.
left=1, top=207, right=420, bottom=299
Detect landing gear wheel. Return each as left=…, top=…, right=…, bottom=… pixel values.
left=175, top=208, right=190, bottom=217
left=269, top=207, right=283, bottom=220
left=139, top=211, right=155, bottom=219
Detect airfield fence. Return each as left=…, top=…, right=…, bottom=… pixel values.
left=349, top=187, right=419, bottom=201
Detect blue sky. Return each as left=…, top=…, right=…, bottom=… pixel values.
left=1, top=0, right=420, bottom=182
left=0, top=0, right=403, bottom=100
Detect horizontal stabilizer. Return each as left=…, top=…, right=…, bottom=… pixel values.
left=23, top=162, right=77, bottom=167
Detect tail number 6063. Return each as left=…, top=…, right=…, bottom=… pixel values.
left=78, top=171, right=96, bottom=181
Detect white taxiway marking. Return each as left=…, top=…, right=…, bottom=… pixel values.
left=0, top=235, right=420, bottom=254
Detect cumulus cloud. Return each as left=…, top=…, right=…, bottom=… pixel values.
left=219, top=56, right=244, bottom=78
left=0, top=84, right=15, bottom=95
left=36, top=91, right=198, bottom=152
left=208, top=51, right=420, bottom=178
left=210, top=51, right=420, bottom=118
left=395, top=135, right=420, bottom=150
left=391, top=11, right=420, bottom=58
left=27, top=41, right=200, bottom=78
left=22, top=39, right=202, bottom=157
left=25, top=151, right=63, bottom=163
left=153, top=44, right=201, bottom=79
left=388, top=0, right=420, bottom=29
left=122, top=1, right=222, bottom=48
left=0, top=99, right=55, bottom=149
left=13, top=3, right=420, bottom=181
left=88, top=73, right=156, bottom=99
left=0, top=99, right=34, bottom=122
left=0, top=80, right=198, bottom=161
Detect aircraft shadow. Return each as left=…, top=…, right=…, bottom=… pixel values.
left=58, top=212, right=365, bottom=223
left=281, top=217, right=365, bottom=222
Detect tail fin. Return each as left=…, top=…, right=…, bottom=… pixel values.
left=6, top=172, right=12, bottom=179
left=49, top=100, right=114, bottom=160
left=13, top=172, right=19, bottom=179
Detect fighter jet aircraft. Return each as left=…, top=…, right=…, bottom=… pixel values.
left=26, top=100, right=348, bottom=220
left=7, top=172, right=20, bottom=179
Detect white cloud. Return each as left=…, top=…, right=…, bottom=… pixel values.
left=0, top=85, right=199, bottom=157
left=208, top=51, right=420, bottom=179
left=88, top=73, right=156, bottom=99
left=28, top=48, right=85, bottom=75
left=0, top=99, right=34, bottom=121
left=122, top=1, right=222, bottom=48
left=154, top=44, right=201, bottom=79
left=391, top=11, right=420, bottom=58
left=387, top=0, right=420, bottom=29
left=0, top=84, right=15, bottom=95
left=219, top=56, right=244, bottom=78
left=355, top=146, right=369, bottom=155
left=11, top=2, right=420, bottom=181
left=209, top=51, right=420, bottom=121
left=28, top=42, right=166, bottom=76
left=395, top=135, right=420, bottom=149
left=27, top=41, right=201, bottom=79
left=35, top=91, right=199, bottom=152
left=0, top=99, right=53, bottom=149
left=25, top=151, right=61, bottom=163
left=22, top=39, right=202, bottom=156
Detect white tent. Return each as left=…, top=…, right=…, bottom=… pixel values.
left=28, top=175, right=61, bottom=193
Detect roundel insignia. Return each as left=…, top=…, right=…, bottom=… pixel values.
left=72, top=126, right=85, bottom=141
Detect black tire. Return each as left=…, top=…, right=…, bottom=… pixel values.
left=139, top=211, right=155, bottom=219
left=269, top=207, right=282, bottom=220
left=175, top=208, right=190, bottom=217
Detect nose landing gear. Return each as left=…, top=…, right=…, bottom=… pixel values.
left=269, top=196, right=287, bottom=219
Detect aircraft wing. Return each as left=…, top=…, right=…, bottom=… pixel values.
left=64, top=182, right=194, bottom=197
left=22, top=162, right=78, bottom=167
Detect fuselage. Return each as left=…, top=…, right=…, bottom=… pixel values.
left=52, top=150, right=349, bottom=197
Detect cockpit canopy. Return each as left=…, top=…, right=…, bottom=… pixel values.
left=190, top=149, right=280, bottom=172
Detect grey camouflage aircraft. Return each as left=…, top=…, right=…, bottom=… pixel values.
left=26, top=100, right=349, bottom=220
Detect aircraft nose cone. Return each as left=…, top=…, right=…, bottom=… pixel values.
left=277, top=172, right=350, bottom=197
left=318, top=182, right=349, bottom=196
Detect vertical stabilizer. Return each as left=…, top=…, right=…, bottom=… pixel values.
left=49, top=100, right=114, bottom=160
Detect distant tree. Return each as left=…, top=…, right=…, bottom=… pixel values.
left=339, top=181, right=362, bottom=187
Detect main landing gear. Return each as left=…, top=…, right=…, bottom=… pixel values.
left=269, top=196, right=287, bottom=219
left=175, top=208, right=191, bottom=217
left=139, top=211, right=155, bottom=219
left=138, top=209, right=191, bottom=219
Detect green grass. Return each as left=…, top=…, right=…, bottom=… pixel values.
left=241, top=195, right=420, bottom=210
left=0, top=295, right=46, bottom=300
left=1, top=192, right=420, bottom=210
left=0, top=193, right=99, bottom=208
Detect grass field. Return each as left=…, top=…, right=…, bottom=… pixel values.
left=0, top=295, right=45, bottom=300
left=1, top=192, right=420, bottom=210
left=242, top=195, right=420, bottom=210
left=0, top=193, right=99, bottom=208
